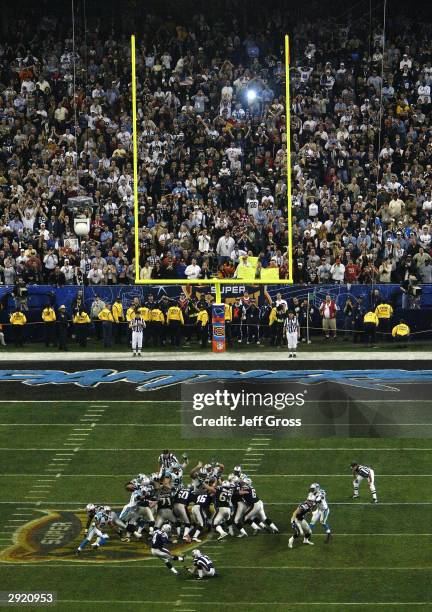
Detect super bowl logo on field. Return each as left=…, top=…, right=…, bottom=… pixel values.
left=0, top=510, right=193, bottom=563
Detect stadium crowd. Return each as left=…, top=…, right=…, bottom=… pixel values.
left=0, top=4, right=431, bottom=285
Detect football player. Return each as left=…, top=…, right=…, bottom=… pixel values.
left=288, top=499, right=315, bottom=548
left=157, top=449, right=188, bottom=478
left=308, top=483, right=331, bottom=541
left=173, top=485, right=194, bottom=542
left=190, top=464, right=209, bottom=492
left=189, top=488, right=212, bottom=542
left=133, top=485, right=157, bottom=539
left=188, top=549, right=216, bottom=580
left=155, top=486, right=177, bottom=529
left=228, top=465, right=250, bottom=484
left=150, top=524, right=184, bottom=575
left=351, top=462, right=378, bottom=503
left=206, top=480, right=232, bottom=540
left=76, top=508, right=109, bottom=554
left=240, top=480, right=278, bottom=535
left=84, top=503, right=97, bottom=534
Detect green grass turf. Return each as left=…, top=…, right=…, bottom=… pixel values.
left=0, top=401, right=430, bottom=612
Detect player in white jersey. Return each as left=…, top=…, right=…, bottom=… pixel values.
left=307, top=483, right=331, bottom=541
left=284, top=311, right=299, bottom=358
left=228, top=465, right=250, bottom=484
left=351, top=462, right=378, bottom=503
left=76, top=510, right=109, bottom=554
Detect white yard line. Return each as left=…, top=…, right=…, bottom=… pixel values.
left=1, top=473, right=432, bottom=478
left=2, top=447, right=432, bottom=451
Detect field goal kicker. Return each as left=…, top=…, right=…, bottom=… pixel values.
left=130, top=34, right=294, bottom=288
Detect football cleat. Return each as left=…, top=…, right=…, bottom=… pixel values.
left=192, top=536, right=202, bottom=542
left=217, top=531, right=228, bottom=540
left=133, top=531, right=142, bottom=539
left=303, top=539, right=314, bottom=545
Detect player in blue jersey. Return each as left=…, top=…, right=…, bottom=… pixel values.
left=150, top=524, right=185, bottom=575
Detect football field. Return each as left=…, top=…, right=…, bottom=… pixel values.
left=0, top=397, right=431, bottom=611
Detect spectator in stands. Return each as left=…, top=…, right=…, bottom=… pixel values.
left=319, top=294, right=339, bottom=339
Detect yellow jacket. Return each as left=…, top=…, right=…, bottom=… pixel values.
left=73, top=312, right=91, bottom=324
left=167, top=306, right=184, bottom=324
left=42, top=307, right=56, bottom=322
left=197, top=310, right=209, bottom=326
left=364, top=311, right=379, bottom=326
left=98, top=307, right=114, bottom=322
left=150, top=309, right=165, bottom=324
left=126, top=306, right=150, bottom=322
left=224, top=303, right=232, bottom=322
left=10, top=312, right=27, bottom=325
left=269, top=307, right=285, bottom=325
left=112, top=301, right=124, bottom=323
left=392, top=323, right=410, bottom=337
left=375, top=303, right=393, bottom=319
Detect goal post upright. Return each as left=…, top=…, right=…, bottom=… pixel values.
left=285, top=34, right=293, bottom=284
left=131, top=34, right=140, bottom=283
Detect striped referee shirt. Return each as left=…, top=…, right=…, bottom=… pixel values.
left=158, top=452, right=179, bottom=468
left=284, top=316, right=299, bottom=334
left=355, top=465, right=372, bottom=478
left=130, top=317, right=145, bottom=332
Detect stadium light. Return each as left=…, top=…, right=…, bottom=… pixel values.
left=246, top=89, right=257, bottom=102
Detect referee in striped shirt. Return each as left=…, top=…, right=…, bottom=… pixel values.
left=284, top=311, right=300, bottom=358
left=129, top=313, right=146, bottom=357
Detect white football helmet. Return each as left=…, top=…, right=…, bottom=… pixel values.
left=192, top=549, right=201, bottom=558
left=161, top=524, right=171, bottom=534
left=86, top=503, right=95, bottom=512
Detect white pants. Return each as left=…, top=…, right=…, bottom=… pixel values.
left=311, top=508, right=330, bottom=525
left=234, top=501, right=248, bottom=523
left=198, top=566, right=216, bottom=578
left=173, top=503, right=190, bottom=525
left=286, top=331, right=298, bottom=350
left=191, top=505, right=207, bottom=528
left=132, top=331, right=143, bottom=351
left=136, top=506, right=155, bottom=523
left=293, top=518, right=311, bottom=537
left=151, top=548, right=171, bottom=560
left=212, top=507, right=231, bottom=526
left=354, top=469, right=375, bottom=489
left=244, top=500, right=266, bottom=523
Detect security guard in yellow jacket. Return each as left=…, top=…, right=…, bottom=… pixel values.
left=73, top=310, right=91, bottom=347
left=149, top=307, right=165, bottom=347
left=98, top=304, right=114, bottom=348
left=197, top=308, right=209, bottom=348
left=375, top=302, right=393, bottom=340
left=112, top=299, right=124, bottom=344
left=10, top=309, right=27, bottom=347
left=363, top=310, right=379, bottom=346
left=42, top=305, right=56, bottom=347
left=166, top=305, right=184, bottom=347
left=224, top=302, right=232, bottom=346
left=269, top=304, right=286, bottom=346
left=392, top=320, right=410, bottom=346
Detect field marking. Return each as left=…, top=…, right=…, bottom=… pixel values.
left=52, top=601, right=432, bottom=606
left=0, top=501, right=429, bottom=506
left=2, top=446, right=432, bottom=451
left=2, top=472, right=431, bottom=479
